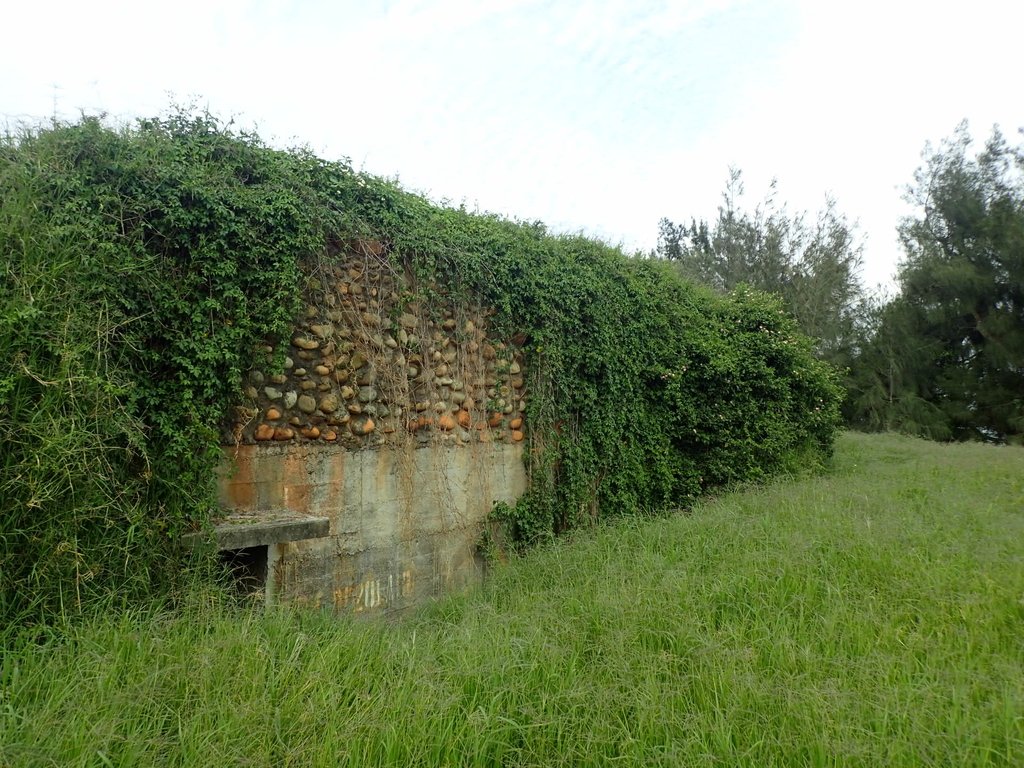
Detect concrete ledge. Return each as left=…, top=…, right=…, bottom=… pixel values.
left=184, top=511, right=330, bottom=550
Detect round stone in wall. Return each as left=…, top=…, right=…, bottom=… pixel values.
left=351, top=416, right=375, bottom=435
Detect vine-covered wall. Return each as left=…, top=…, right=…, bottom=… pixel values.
left=214, top=240, right=532, bottom=612
left=2, top=111, right=843, bottom=627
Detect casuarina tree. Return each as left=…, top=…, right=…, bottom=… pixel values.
left=847, top=124, right=1024, bottom=441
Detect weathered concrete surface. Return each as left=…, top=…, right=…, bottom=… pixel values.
left=216, top=442, right=526, bottom=612
left=182, top=513, right=330, bottom=551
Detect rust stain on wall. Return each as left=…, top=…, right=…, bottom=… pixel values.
left=218, top=445, right=258, bottom=511
left=280, top=448, right=312, bottom=515
left=217, top=443, right=525, bottom=613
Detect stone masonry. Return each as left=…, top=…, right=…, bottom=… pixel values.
left=228, top=241, right=527, bottom=449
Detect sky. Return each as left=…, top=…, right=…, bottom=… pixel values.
left=3, top=0, right=1023, bottom=292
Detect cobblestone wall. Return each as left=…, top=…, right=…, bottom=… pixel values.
left=227, top=241, right=527, bottom=450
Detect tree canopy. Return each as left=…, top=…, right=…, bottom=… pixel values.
left=657, top=169, right=865, bottom=369
left=846, top=125, right=1024, bottom=441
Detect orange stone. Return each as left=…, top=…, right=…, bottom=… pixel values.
left=273, top=427, right=294, bottom=441
left=351, top=417, right=375, bottom=436
left=487, top=412, right=503, bottom=428
left=266, top=407, right=282, bottom=421
left=457, top=409, right=472, bottom=429
left=418, top=414, right=433, bottom=429
left=406, top=418, right=420, bottom=432
left=509, top=417, right=523, bottom=430
left=254, top=424, right=274, bottom=441
left=437, top=413, right=457, bottom=431
left=511, top=430, right=525, bottom=442
left=322, top=429, right=338, bottom=441
left=301, top=427, right=320, bottom=439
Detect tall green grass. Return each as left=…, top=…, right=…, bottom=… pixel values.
left=0, top=129, right=164, bottom=625
left=2, top=432, right=1022, bottom=766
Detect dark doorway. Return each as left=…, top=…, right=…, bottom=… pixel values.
left=219, top=545, right=268, bottom=598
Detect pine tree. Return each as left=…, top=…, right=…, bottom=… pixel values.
left=850, top=124, right=1024, bottom=441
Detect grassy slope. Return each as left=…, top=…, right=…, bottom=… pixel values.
left=2, top=432, right=1022, bottom=767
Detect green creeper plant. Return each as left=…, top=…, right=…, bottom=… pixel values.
left=1, top=109, right=843, bottom=628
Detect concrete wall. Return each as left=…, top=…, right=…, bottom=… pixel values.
left=217, top=440, right=526, bottom=612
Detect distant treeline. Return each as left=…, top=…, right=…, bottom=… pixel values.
left=659, top=124, right=1024, bottom=444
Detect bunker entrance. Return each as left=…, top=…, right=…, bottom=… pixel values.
left=183, top=512, right=330, bottom=606
left=219, top=545, right=268, bottom=598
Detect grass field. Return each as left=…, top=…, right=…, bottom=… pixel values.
left=2, top=432, right=1022, bottom=766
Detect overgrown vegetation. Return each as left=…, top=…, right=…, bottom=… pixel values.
left=3, top=433, right=1021, bottom=766
left=1, top=110, right=840, bottom=627
left=377, top=207, right=842, bottom=542
left=1, top=114, right=353, bottom=626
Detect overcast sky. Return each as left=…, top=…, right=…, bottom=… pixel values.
left=4, top=0, right=1022, bottom=290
